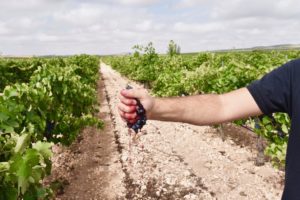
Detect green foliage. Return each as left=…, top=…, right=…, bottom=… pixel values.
left=104, top=45, right=300, bottom=169
left=167, top=40, right=181, bottom=57
left=265, top=142, right=287, bottom=169
left=0, top=55, right=103, bottom=199
left=107, top=42, right=160, bottom=87
left=0, top=58, right=43, bottom=91
left=250, top=113, right=290, bottom=168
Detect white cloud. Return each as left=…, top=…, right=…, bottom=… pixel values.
left=53, top=4, right=104, bottom=26
left=173, top=22, right=224, bottom=34
left=117, top=0, right=160, bottom=6
left=176, top=0, right=300, bottom=19
left=175, top=0, right=211, bottom=8
left=136, top=20, right=153, bottom=31
left=0, top=22, right=10, bottom=35
left=0, top=0, right=299, bottom=55
left=135, top=20, right=165, bottom=32
left=37, top=33, right=59, bottom=42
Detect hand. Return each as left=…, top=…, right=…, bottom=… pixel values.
left=118, top=88, right=154, bottom=123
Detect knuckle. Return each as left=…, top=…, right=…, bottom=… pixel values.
left=126, top=106, right=132, bottom=113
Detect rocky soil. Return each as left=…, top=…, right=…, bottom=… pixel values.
left=46, top=63, right=284, bottom=200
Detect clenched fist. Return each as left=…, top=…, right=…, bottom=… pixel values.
left=118, top=88, right=154, bottom=124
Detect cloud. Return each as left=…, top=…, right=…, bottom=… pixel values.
left=0, top=22, right=9, bottom=35
left=173, top=22, right=224, bottom=34
left=176, top=0, right=300, bottom=19
left=175, top=0, right=211, bottom=8
left=117, top=0, right=160, bottom=6
left=211, top=0, right=300, bottom=19
left=37, top=33, right=59, bottom=42
left=53, top=4, right=104, bottom=26
left=0, top=0, right=299, bottom=55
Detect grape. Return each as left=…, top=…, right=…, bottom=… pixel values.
left=125, top=84, right=147, bottom=133
left=137, top=108, right=145, bottom=115
left=46, top=120, right=55, bottom=134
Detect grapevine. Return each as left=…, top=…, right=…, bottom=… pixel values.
left=0, top=55, right=103, bottom=199
left=104, top=46, right=300, bottom=168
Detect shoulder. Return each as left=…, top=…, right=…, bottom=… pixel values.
left=291, top=58, right=300, bottom=65
left=285, top=58, right=300, bottom=69
left=246, top=58, right=299, bottom=115
left=283, top=58, right=300, bottom=78
left=269, top=58, right=300, bottom=77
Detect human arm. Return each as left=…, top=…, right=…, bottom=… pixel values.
left=118, top=87, right=263, bottom=126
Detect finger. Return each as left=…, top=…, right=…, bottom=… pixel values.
left=124, top=112, right=137, bottom=120
left=118, top=111, right=134, bottom=123
left=118, top=93, right=137, bottom=104
left=118, top=109, right=129, bottom=121
left=121, top=98, right=136, bottom=106
left=118, top=109, right=125, bottom=118
left=128, top=119, right=137, bottom=124
left=118, top=94, right=126, bottom=102
left=118, top=103, right=136, bottom=113
left=120, top=88, right=145, bottom=99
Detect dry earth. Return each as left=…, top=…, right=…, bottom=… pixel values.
left=46, top=63, right=284, bottom=200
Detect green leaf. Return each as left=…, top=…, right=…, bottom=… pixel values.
left=23, top=186, right=37, bottom=200
left=0, top=186, right=18, bottom=200
left=7, top=120, right=19, bottom=128
left=0, top=124, right=14, bottom=133
left=282, top=124, right=289, bottom=134
left=262, top=117, right=271, bottom=124
left=32, top=141, right=53, bottom=159
left=0, top=162, right=10, bottom=172
left=266, top=125, right=273, bottom=132
left=4, top=87, right=19, bottom=98
left=0, top=112, right=9, bottom=121
left=17, top=149, right=40, bottom=194
left=14, top=134, right=30, bottom=154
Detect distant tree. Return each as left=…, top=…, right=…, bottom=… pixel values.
left=132, top=42, right=158, bottom=61
left=132, top=44, right=143, bottom=57
left=167, top=40, right=181, bottom=56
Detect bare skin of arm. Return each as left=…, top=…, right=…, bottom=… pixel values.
left=118, top=87, right=263, bottom=126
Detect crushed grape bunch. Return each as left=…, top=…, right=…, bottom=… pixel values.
left=126, top=85, right=147, bottom=133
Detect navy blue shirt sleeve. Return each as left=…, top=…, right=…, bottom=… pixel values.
left=247, top=60, right=294, bottom=116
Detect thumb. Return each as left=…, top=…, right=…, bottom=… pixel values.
left=121, top=88, right=144, bottom=99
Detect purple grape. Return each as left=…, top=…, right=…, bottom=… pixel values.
left=125, top=84, right=147, bottom=133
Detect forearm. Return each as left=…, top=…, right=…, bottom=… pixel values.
left=119, top=87, right=262, bottom=126
left=148, top=94, right=225, bottom=126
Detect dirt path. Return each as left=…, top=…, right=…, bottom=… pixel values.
left=48, top=63, right=284, bottom=200
left=46, top=71, right=126, bottom=199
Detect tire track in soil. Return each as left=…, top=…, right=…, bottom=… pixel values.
left=100, top=63, right=284, bottom=200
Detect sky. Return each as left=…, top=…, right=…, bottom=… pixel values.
left=0, top=0, right=299, bottom=55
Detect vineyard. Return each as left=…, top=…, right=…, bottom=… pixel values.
left=104, top=44, right=300, bottom=168
left=0, top=47, right=298, bottom=199
left=0, top=55, right=103, bottom=199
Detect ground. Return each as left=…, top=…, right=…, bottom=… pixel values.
left=45, top=63, right=284, bottom=200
